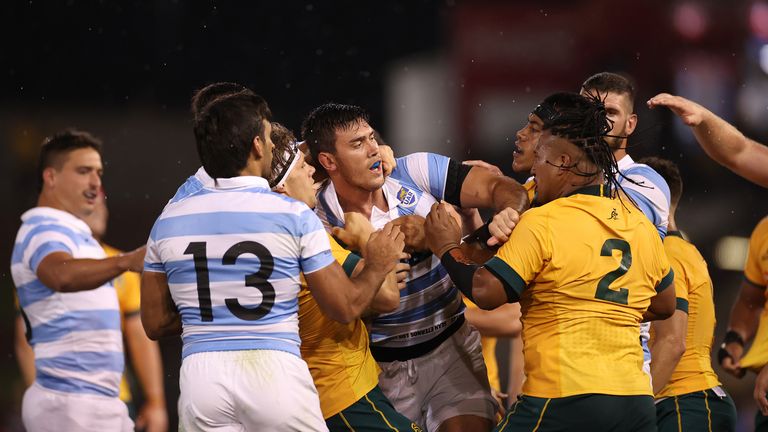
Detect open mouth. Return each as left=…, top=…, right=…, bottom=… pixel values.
left=84, top=190, right=98, bottom=202
left=369, top=161, right=382, bottom=173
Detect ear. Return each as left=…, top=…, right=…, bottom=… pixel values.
left=273, top=184, right=288, bottom=194
left=42, top=167, right=56, bottom=189
left=252, top=135, right=265, bottom=159
left=317, top=152, right=337, bottom=173
left=557, top=153, right=571, bottom=174
left=625, top=113, right=638, bottom=136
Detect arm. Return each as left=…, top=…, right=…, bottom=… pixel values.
left=464, top=302, right=521, bottom=337
left=720, top=279, right=765, bottom=376
left=37, top=246, right=145, bottom=292
left=14, top=315, right=35, bottom=387
left=306, top=224, right=404, bottom=323
left=459, top=165, right=528, bottom=213
left=124, top=315, right=168, bottom=432
left=649, top=309, right=688, bottom=394
left=642, top=281, right=676, bottom=322
left=755, top=364, right=768, bottom=415
left=648, top=93, right=768, bottom=187
left=355, top=258, right=411, bottom=315
left=140, top=271, right=182, bottom=340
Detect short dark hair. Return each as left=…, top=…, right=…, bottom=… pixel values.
left=193, top=91, right=272, bottom=178
left=581, top=72, right=637, bottom=108
left=301, top=103, right=370, bottom=165
left=638, top=156, right=682, bottom=206
left=191, top=82, right=252, bottom=121
left=37, top=129, right=102, bottom=193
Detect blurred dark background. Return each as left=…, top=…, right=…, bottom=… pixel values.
left=1, top=1, right=767, bottom=430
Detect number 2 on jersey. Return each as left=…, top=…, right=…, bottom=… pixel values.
left=595, top=239, right=631, bottom=305
left=184, top=241, right=276, bottom=322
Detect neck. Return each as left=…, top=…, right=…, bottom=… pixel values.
left=38, top=191, right=69, bottom=215
left=668, top=205, right=678, bottom=232
left=612, top=147, right=628, bottom=161
left=238, top=159, right=266, bottom=178
left=331, top=176, right=387, bottom=219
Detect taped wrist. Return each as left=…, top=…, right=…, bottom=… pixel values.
left=440, top=249, right=478, bottom=302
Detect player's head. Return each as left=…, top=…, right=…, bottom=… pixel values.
left=530, top=92, right=616, bottom=204
left=37, top=129, right=103, bottom=219
left=638, top=156, right=682, bottom=209
left=514, top=96, right=563, bottom=174
left=191, top=82, right=251, bottom=121
left=269, top=123, right=318, bottom=209
left=301, top=103, right=383, bottom=192
left=80, top=187, right=108, bottom=240
left=580, top=72, right=637, bottom=152
left=193, top=91, right=273, bottom=178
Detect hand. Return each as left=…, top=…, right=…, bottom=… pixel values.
left=488, top=208, right=521, bottom=246
left=647, top=93, right=706, bottom=127
left=454, top=206, right=484, bottom=234
left=393, top=255, right=411, bottom=290
left=364, top=223, right=405, bottom=274
left=123, top=245, right=147, bottom=273
left=424, top=202, right=463, bottom=258
left=491, top=388, right=509, bottom=418
left=463, top=160, right=503, bottom=177
left=756, top=365, right=768, bottom=416
left=719, top=342, right=744, bottom=378
left=332, top=212, right=375, bottom=253
left=379, top=145, right=397, bottom=176
left=391, top=215, right=428, bottom=253
left=135, top=401, right=168, bottom=432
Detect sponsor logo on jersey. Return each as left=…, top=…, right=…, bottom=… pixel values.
left=397, top=186, right=418, bottom=208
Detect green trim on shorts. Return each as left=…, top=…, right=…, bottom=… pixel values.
left=325, top=386, right=423, bottom=432
left=656, top=388, right=736, bottom=432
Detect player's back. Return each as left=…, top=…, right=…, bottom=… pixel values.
left=145, top=176, right=332, bottom=360
left=515, top=186, right=671, bottom=398
left=656, top=233, right=720, bottom=398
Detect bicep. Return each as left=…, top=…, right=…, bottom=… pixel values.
left=36, top=251, right=74, bottom=290
left=732, top=139, right=768, bottom=188
left=651, top=308, right=688, bottom=341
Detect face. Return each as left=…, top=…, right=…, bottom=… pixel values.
left=529, top=132, right=563, bottom=205
left=579, top=89, right=637, bottom=151
left=513, top=113, right=544, bottom=174
left=44, top=148, right=103, bottom=219
left=326, top=120, right=384, bottom=191
left=81, top=190, right=108, bottom=239
left=281, top=152, right=319, bottom=209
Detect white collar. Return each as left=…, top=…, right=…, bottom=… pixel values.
left=194, top=166, right=215, bottom=187
left=617, top=154, right=635, bottom=171
left=319, top=177, right=406, bottom=223
left=211, top=175, right=270, bottom=190
left=21, top=207, right=92, bottom=234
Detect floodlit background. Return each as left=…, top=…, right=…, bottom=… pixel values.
left=1, top=1, right=767, bottom=430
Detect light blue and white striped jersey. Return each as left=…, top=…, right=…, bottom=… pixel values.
left=618, top=154, right=671, bottom=239
left=145, top=175, right=334, bottom=360
left=315, top=152, right=464, bottom=349
left=11, top=207, right=123, bottom=397
left=617, top=154, right=672, bottom=370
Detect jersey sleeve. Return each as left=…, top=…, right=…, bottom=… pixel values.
left=117, top=271, right=142, bottom=317
left=665, top=244, right=689, bottom=313
left=653, top=239, right=674, bottom=293
left=144, top=221, right=164, bottom=273
left=298, top=208, right=335, bottom=274
left=327, top=234, right=361, bottom=276
left=483, top=210, right=550, bottom=300
left=390, top=152, right=453, bottom=200
left=745, top=217, right=768, bottom=288
left=22, top=224, right=79, bottom=273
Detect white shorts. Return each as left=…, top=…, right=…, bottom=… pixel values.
left=22, top=382, right=133, bottom=432
left=377, top=321, right=497, bottom=432
left=179, top=349, right=328, bottom=432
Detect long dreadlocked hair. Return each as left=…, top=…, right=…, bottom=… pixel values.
left=535, top=92, right=636, bottom=207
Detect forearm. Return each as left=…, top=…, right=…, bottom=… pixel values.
left=14, top=317, right=35, bottom=387
left=41, top=255, right=131, bottom=292
left=367, top=269, right=400, bottom=314
left=125, top=318, right=166, bottom=407
left=346, top=264, right=390, bottom=319
left=140, top=273, right=182, bottom=340
left=650, top=337, right=685, bottom=394
left=692, top=110, right=750, bottom=169
left=489, top=176, right=529, bottom=213
left=728, top=298, right=763, bottom=342
left=464, top=304, right=521, bottom=337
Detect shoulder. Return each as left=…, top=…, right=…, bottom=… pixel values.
left=621, top=162, right=670, bottom=192
left=752, top=216, right=768, bottom=240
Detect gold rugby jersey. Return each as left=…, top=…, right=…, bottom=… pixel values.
left=734, top=216, right=768, bottom=371
left=484, top=185, right=673, bottom=398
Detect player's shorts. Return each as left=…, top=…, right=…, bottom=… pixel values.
left=656, top=386, right=736, bottom=432
left=495, top=393, right=656, bottom=432
left=22, top=382, right=133, bottom=432
left=377, top=321, right=497, bottom=432
left=325, top=385, right=424, bottom=432
left=178, top=349, right=328, bottom=432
